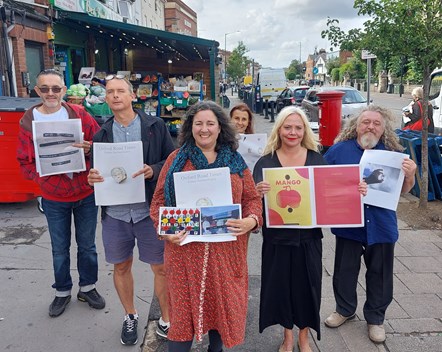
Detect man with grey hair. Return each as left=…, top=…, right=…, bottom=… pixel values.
left=323, top=105, right=416, bottom=343
left=17, top=69, right=105, bottom=318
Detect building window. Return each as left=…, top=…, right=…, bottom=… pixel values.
left=184, top=19, right=191, bottom=28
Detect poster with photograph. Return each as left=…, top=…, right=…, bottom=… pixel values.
left=360, top=149, right=408, bottom=211
left=93, top=141, right=145, bottom=206
left=32, top=119, right=85, bottom=176
left=159, top=204, right=241, bottom=245
left=263, top=165, right=364, bottom=228
left=237, top=133, right=267, bottom=172
left=173, top=167, right=232, bottom=207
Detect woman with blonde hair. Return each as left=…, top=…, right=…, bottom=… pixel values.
left=253, top=106, right=325, bottom=352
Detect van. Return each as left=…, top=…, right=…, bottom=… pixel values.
left=429, top=68, right=442, bottom=133
left=256, top=68, right=287, bottom=102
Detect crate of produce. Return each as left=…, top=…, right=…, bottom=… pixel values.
left=160, top=97, right=173, bottom=105
left=173, top=98, right=188, bottom=108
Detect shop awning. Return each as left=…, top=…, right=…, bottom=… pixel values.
left=54, top=10, right=220, bottom=62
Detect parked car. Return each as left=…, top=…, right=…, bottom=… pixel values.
left=275, top=86, right=310, bottom=112
left=301, top=86, right=369, bottom=130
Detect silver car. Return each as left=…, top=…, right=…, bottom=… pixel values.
left=301, top=86, right=369, bottom=130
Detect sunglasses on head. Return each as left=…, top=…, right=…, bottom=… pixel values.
left=38, top=86, right=63, bottom=93
left=105, top=74, right=126, bottom=81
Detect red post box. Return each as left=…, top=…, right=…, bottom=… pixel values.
left=317, top=91, right=345, bottom=149
left=0, top=97, right=41, bottom=203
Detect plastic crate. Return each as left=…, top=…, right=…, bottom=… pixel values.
left=173, top=98, right=188, bottom=108
left=160, top=97, right=173, bottom=105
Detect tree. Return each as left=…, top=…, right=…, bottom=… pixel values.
left=286, top=59, right=301, bottom=81
left=226, top=41, right=250, bottom=84
left=322, top=0, right=442, bottom=208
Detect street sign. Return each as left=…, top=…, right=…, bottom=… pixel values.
left=313, top=67, right=319, bottom=74
left=362, top=50, right=377, bottom=60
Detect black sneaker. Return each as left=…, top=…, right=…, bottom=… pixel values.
left=121, top=314, right=138, bottom=345
left=77, top=288, right=106, bottom=309
left=156, top=320, right=169, bottom=338
left=49, top=295, right=71, bottom=317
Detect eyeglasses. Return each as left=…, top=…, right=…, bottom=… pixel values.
left=105, top=74, right=126, bottom=81
left=38, top=86, right=63, bottom=93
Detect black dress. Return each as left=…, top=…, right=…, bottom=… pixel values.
left=253, top=150, right=327, bottom=340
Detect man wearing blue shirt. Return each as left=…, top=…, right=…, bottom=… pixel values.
left=323, top=106, right=416, bottom=343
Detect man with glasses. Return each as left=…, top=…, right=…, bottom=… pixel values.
left=88, top=75, right=174, bottom=345
left=16, top=69, right=105, bottom=317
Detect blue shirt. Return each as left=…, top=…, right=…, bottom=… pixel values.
left=324, top=139, right=399, bottom=245
left=105, top=115, right=150, bottom=223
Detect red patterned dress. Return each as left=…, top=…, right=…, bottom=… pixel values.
left=150, top=150, right=262, bottom=348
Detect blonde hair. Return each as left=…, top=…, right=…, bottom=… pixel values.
left=263, top=106, right=320, bottom=155
left=411, top=87, right=423, bottom=100
left=335, top=105, right=404, bottom=151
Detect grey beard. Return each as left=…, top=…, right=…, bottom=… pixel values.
left=359, top=133, right=379, bottom=149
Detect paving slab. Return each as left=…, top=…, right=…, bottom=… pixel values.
left=397, top=256, right=442, bottom=273
left=388, top=318, right=442, bottom=334
left=385, top=336, right=442, bottom=352
left=394, top=293, right=442, bottom=318
left=395, top=273, right=442, bottom=294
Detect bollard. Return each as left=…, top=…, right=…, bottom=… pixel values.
left=264, top=100, right=269, bottom=119
left=270, top=101, right=275, bottom=122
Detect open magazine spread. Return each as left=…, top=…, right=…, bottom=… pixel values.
left=263, top=165, right=364, bottom=228
left=159, top=205, right=241, bottom=245
left=32, top=119, right=85, bottom=176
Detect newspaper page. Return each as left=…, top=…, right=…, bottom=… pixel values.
left=158, top=204, right=241, bottom=245
left=237, top=133, right=267, bottom=172
left=263, top=165, right=364, bottom=228
left=32, top=119, right=85, bottom=176
left=360, top=149, right=408, bottom=211
left=93, top=141, right=145, bottom=206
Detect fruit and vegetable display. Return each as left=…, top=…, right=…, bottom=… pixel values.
left=66, top=83, right=88, bottom=97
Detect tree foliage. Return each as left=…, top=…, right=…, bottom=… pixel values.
left=226, top=41, right=250, bottom=83
left=286, top=59, right=301, bottom=80
left=321, top=0, right=442, bottom=207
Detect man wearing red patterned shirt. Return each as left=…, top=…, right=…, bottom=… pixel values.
left=16, top=69, right=105, bottom=317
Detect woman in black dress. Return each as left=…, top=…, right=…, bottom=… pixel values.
left=253, top=106, right=325, bottom=352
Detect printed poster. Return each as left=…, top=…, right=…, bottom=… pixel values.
left=173, top=167, right=232, bottom=207
left=93, top=141, right=145, bottom=206
left=32, top=119, right=85, bottom=176
left=360, top=149, right=407, bottom=211
left=237, top=133, right=267, bottom=172
left=263, top=165, right=364, bottom=228
left=159, top=204, right=241, bottom=245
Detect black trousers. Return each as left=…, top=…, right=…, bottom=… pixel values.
left=332, top=237, right=394, bottom=325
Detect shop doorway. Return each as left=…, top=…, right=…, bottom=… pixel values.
left=70, top=48, right=86, bottom=85
left=25, top=42, right=44, bottom=96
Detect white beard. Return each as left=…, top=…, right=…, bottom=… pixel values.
left=359, top=133, right=379, bottom=149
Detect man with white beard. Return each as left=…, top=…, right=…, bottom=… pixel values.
left=322, top=106, right=416, bottom=344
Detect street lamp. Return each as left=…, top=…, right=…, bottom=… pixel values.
left=224, top=31, right=240, bottom=81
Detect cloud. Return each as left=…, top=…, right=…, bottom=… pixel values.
left=182, top=0, right=364, bottom=68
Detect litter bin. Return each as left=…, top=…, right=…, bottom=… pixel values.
left=0, top=97, right=42, bottom=203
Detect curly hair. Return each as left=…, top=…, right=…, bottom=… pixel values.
left=263, top=106, right=320, bottom=155
left=335, top=105, right=404, bottom=152
left=229, top=103, right=255, bottom=134
left=178, top=101, right=239, bottom=151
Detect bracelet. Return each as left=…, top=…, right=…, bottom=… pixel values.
left=247, top=214, right=260, bottom=231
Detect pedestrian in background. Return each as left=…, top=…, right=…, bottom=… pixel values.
left=150, top=101, right=262, bottom=352
left=402, top=86, right=434, bottom=133
left=253, top=107, right=327, bottom=352
left=16, top=69, right=105, bottom=318
left=230, top=103, right=255, bottom=134
left=87, top=76, right=174, bottom=345
left=323, top=105, right=416, bottom=343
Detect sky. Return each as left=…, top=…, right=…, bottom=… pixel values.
left=181, top=0, right=368, bottom=68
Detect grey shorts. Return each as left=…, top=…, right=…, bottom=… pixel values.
left=101, top=213, right=164, bottom=265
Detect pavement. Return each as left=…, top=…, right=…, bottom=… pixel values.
left=0, top=89, right=440, bottom=352
left=143, top=90, right=442, bottom=351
